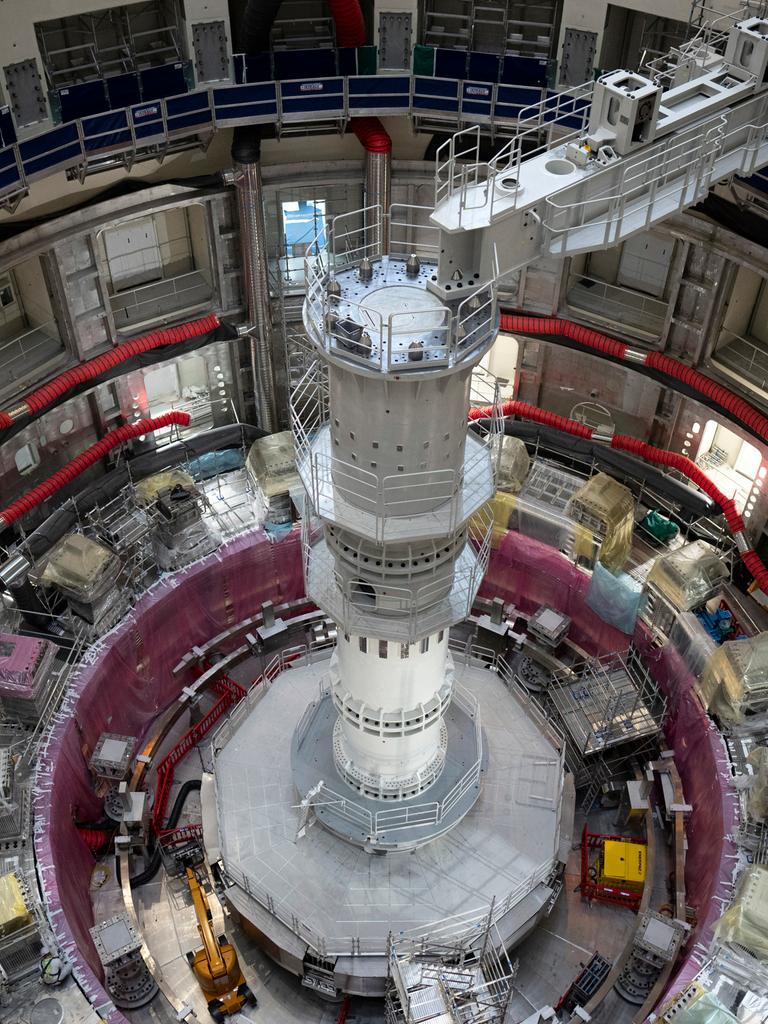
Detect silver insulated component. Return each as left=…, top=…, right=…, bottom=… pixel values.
left=327, top=277, right=341, bottom=298
left=358, top=256, right=373, bottom=283
left=405, top=253, right=421, bottom=278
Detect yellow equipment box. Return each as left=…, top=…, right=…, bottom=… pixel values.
left=601, top=840, right=647, bottom=888
left=0, top=873, right=31, bottom=936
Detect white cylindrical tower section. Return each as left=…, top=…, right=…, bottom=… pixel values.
left=331, top=630, right=453, bottom=800
left=328, top=363, right=472, bottom=516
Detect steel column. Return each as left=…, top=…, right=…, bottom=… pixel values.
left=364, top=149, right=391, bottom=256
left=234, top=160, right=278, bottom=431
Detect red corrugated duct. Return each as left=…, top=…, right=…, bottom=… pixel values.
left=327, top=0, right=365, bottom=47
left=351, top=116, right=392, bottom=153
left=0, top=314, right=219, bottom=431
left=0, top=411, right=191, bottom=529
left=498, top=314, right=768, bottom=445
left=470, top=398, right=768, bottom=593
left=326, top=0, right=392, bottom=154
left=78, top=828, right=112, bottom=854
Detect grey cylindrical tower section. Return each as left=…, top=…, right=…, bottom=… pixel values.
left=328, top=363, right=472, bottom=517
left=234, top=160, right=278, bottom=432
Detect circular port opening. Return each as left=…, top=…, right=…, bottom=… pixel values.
left=545, top=159, right=576, bottom=176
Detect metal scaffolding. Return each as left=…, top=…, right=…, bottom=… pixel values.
left=385, top=920, right=517, bottom=1024
left=548, top=647, right=666, bottom=760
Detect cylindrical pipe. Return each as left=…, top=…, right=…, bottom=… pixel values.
left=498, top=313, right=768, bottom=445
left=327, top=0, right=366, bottom=47
left=0, top=316, right=218, bottom=431
left=234, top=159, right=278, bottom=432
left=0, top=412, right=191, bottom=528
left=364, top=148, right=392, bottom=256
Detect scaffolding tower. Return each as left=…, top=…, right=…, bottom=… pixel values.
left=549, top=648, right=666, bottom=759
left=385, top=923, right=517, bottom=1024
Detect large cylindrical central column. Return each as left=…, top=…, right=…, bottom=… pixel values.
left=293, top=241, right=497, bottom=847
left=331, top=630, right=454, bottom=799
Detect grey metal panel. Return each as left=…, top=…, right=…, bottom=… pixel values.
left=559, top=28, right=597, bottom=87
left=192, top=21, right=230, bottom=84
left=379, top=12, right=413, bottom=71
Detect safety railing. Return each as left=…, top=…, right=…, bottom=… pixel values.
left=293, top=681, right=482, bottom=839
left=433, top=80, right=593, bottom=224
left=109, top=268, right=214, bottom=331
left=713, top=328, right=768, bottom=392
left=0, top=319, right=64, bottom=388
left=543, top=115, right=728, bottom=250
left=564, top=271, right=669, bottom=337
left=388, top=203, right=442, bottom=260
left=291, top=361, right=501, bottom=543
left=302, top=204, right=498, bottom=373
left=209, top=632, right=562, bottom=959
left=301, top=506, right=494, bottom=642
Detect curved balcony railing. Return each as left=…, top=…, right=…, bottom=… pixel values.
left=301, top=502, right=494, bottom=643
left=302, top=203, right=498, bottom=373
left=290, top=359, right=502, bottom=543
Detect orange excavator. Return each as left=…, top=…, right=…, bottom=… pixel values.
left=185, top=866, right=258, bottom=1020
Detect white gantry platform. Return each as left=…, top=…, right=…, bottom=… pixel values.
left=298, top=427, right=496, bottom=546
left=210, top=658, right=568, bottom=996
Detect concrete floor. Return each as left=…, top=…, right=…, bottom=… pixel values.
left=79, top=672, right=673, bottom=1024
left=214, top=662, right=563, bottom=956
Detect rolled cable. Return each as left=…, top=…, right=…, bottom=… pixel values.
left=474, top=399, right=768, bottom=593
left=0, top=411, right=191, bottom=528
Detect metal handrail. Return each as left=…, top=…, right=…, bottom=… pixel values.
left=714, top=328, right=768, bottom=391
left=0, top=318, right=63, bottom=382
left=541, top=101, right=768, bottom=250
left=204, top=628, right=564, bottom=960
left=302, top=204, right=497, bottom=373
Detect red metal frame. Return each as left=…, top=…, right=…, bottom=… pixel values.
left=151, top=668, right=246, bottom=832
left=580, top=823, right=645, bottom=913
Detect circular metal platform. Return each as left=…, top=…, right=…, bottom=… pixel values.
left=211, top=660, right=566, bottom=995
left=290, top=684, right=484, bottom=850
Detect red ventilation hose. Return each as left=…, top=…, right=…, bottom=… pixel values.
left=351, top=117, right=392, bottom=153
left=0, top=315, right=219, bottom=431
left=498, top=314, right=768, bottom=445
left=0, top=411, right=191, bottom=528
left=327, top=0, right=365, bottom=47
left=325, top=0, right=392, bottom=155
left=472, top=399, right=768, bottom=593
left=78, top=828, right=111, bottom=854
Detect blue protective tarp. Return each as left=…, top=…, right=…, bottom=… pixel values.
left=586, top=560, right=645, bottom=635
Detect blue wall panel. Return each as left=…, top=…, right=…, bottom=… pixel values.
left=82, top=111, right=131, bottom=152
left=131, top=103, right=166, bottom=140
left=213, top=84, right=278, bottom=123
left=0, top=108, right=16, bottom=148
left=140, top=62, right=189, bottom=101
left=467, top=52, right=500, bottom=84
left=280, top=78, right=344, bottom=117
left=274, top=48, right=337, bottom=80
left=412, top=77, right=459, bottom=114
left=461, top=81, right=493, bottom=119
left=434, top=49, right=468, bottom=80
left=348, top=76, right=410, bottom=112
left=107, top=73, right=141, bottom=111
left=58, top=81, right=108, bottom=122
